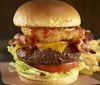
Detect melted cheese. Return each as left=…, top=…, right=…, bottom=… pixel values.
left=14, top=45, right=23, bottom=51
left=36, top=41, right=68, bottom=53
left=14, top=42, right=68, bottom=53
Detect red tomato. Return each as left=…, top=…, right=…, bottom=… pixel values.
left=33, top=62, right=79, bottom=72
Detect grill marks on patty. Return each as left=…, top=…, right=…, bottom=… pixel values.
left=16, top=45, right=80, bottom=65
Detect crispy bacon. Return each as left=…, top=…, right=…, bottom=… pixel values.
left=63, top=26, right=94, bottom=53
left=14, top=33, right=22, bottom=40
left=9, top=33, right=32, bottom=46
left=77, top=30, right=94, bottom=53
left=85, top=31, right=94, bottom=41
left=9, top=39, right=22, bottom=45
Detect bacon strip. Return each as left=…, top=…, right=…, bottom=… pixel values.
left=9, top=33, right=32, bottom=46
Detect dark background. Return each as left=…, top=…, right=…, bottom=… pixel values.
left=0, top=0, right=100, bottom=84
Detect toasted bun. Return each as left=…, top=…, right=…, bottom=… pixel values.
left=18, top=71, right=79, bottom=85
left=13, top=0, right=81, bottom=27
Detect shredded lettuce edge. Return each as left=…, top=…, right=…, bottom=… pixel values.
left=8, top=45, right=86, bottom=79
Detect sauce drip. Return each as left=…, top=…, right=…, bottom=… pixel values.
left=30, top=27, right=37, bottom=47
left=30, top=27, right=37, bottom=38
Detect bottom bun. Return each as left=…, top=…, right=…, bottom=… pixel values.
left=18, top=71, right=79, bottom=85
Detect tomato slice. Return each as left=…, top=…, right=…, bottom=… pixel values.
left=33, top=62, right=79, bottom=72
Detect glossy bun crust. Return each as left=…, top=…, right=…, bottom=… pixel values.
left=13, top=0, right=81, bottom=27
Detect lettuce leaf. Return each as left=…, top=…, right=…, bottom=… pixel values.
left=8, top=46, right=86, bottom=79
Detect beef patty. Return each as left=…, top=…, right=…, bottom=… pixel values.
left=16, top=45, right=81, bottom=65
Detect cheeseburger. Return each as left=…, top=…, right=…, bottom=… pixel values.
left=8, top=0, right=94, bottom=85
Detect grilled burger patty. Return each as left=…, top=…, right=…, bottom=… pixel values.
left=16, top=45, right=80, bottom=65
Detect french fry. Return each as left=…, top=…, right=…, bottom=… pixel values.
left=80, top=39, right=100, bottom=75
left=97, top=66, right=100, bottom=72
left=80, top=69, right=93, bottom=75
left=95, top=50, right=100, bottom=62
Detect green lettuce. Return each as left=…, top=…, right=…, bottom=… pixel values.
left=8, top=46, right=86, bottom=79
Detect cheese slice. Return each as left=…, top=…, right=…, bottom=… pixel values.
left=14, top=45, right=23, bottom=51
left=14, top=42, right=68, bottom=53
left=36, top=41, right=68, bottom=53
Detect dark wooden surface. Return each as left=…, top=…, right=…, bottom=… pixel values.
left=0, top=0, right=100, bottom=83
